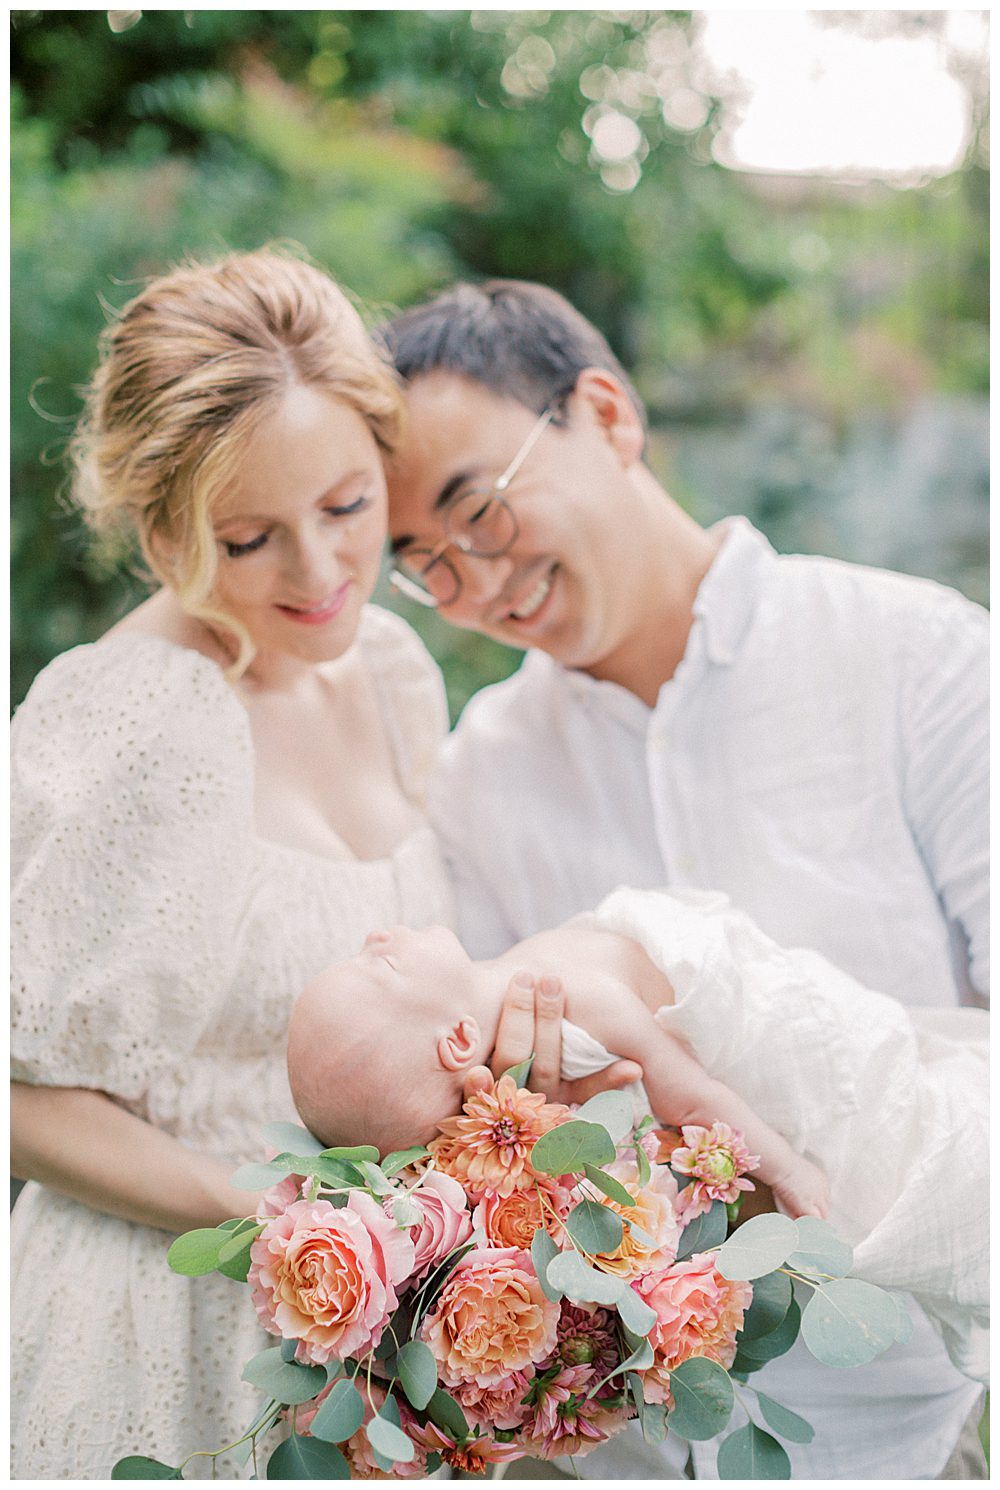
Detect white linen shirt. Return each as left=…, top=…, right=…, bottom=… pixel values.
left=430, top=518, right=988, bottom=1479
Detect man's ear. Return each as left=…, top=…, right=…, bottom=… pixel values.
left=571, top=367, right=645, bottom=467
left=437, top=1017, right=482, bottom=1072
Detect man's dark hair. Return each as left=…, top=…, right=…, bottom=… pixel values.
left=382, top=279, right=646, bottom=431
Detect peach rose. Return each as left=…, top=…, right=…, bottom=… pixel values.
left=472, top=1181, right=572, bottom=1251
left=455, top=1368, right=534, bottom=1432
left=258, top=1172, right=308, bottom=1217
left=401, top=1171, right=473, bottom=1281
left=589, top=1162, right=681, bottom=1280
left=635, top=1252, right=753, bottom=1405
left=420, top=1246, right=560, bottom=1389
left=249, top=1194, right=415, bottom=1364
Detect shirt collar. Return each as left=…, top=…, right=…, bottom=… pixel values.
left=693, top=517, right=775, bottom=667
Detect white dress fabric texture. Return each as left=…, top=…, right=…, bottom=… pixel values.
left=431, top=519, right=988, bottom=1479
left=561, top=887, right=989, bottom=1386
left=10, top=610, right=454, bottom=1481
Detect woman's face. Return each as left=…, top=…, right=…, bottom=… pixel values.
left=208, top=384, right=388, bottom=677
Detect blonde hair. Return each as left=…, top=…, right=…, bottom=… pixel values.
left=71, top=246, right=402, bottom=672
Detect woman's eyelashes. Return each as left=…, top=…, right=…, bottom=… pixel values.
left=220, top=497, right=373, bottom=558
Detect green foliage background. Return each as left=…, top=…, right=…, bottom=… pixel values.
left=11, top=10, right=988, bottom=716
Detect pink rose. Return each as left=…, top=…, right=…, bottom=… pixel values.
left=400, top=1171, right=473, bottom=1281
left=249, top=1194, right=415, bottom=1365
left=455, top=1368, right=535, bottom=1432
left=472, top=1181, right=573, bottom=1251
left=420, top=1246, right=560, bottom=1389
left=635, top=1252, right=753, bottom=1405
left=258, top=1172, right=309, bottom=1217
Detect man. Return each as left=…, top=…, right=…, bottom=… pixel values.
left=381, top=281, right=988, bottom=1479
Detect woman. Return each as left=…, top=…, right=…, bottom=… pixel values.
left=9, top=249, right=459, bottom=1478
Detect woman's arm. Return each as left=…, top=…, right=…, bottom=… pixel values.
left=11, top=1083, right=259, bottom=1233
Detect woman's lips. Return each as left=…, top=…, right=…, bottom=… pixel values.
left=276, top=583, right=350, bottom=625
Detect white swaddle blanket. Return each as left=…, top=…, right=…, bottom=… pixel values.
left=561, top=886, right=988, bottom=1385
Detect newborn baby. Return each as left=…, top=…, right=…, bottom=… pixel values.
left=288, top=918, right=829, bottom=1220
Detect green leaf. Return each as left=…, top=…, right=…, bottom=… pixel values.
left=583, top=1163, right=634, bottom=1207
left=800, top=1278, right=899, bottom=1368
left=502, top=1054, right=534, bottom=1086
left=617, top=1331, right=655, bottom=1373
left=626, top=1371, right=645, bottom=1413
left=666, top=1357, right=735, bottom=1441
left=888, top=1290, right=914, bottom=1344
left=738, top=1298, right=801, bottom=1363
left=623, top=1216, right=657, bottom=1249
left=531, top=1119, right=615, bottom=1177
left=634, top=1143, right=652, bottom=1187
left=321, top=1144, right=381, bottom=1164
left=634, top=1113, right=655, bottom=1140
left=217, top=1223, right=263, bottom=1263
left=280, top=1337, right=299, bottom=1364
left=242, top=1347, right=328, bottom=1405
left=266, top=1434, right=350, bottom=1479
left=391, top=1194, right=423, bottom=1228
left=616, top=1285, right=657, bottom=1338
left=785, top=1216, right=853, bottom=1279
left=739, top=1270, right=793, bottom=1342
left=715, top=1213, right=799, bottom=1280
left=111, top=1457, right=184, bottom=1479
left=310, top=1379, right=365, bottom=1444
left=566, top=1199, right=624, bottom=1254
left=354, top=1161, right=394, bottom=1197
left=546, top=1249, right=626, bottom=1306
left=397, top=1339, right=437, bottom=1411
left=231, top=1161, right=295, bottom=1191
left=531, top=1227, right=562, bottom=1302
left=730, top=1346, right=766, bottom=1376
left=366, top=1412, right=416, bottom=1463
left=166, top=1228, right=227, bottom=1277
left=717, top=1423, right=791, bottom=1479
left=381, top=1146, right=429, bottom=1178
left=261, top=1121, right=325, bottom=1156
left=675, top=1200, right=729, bottom=1262
left=755, top=1391, right=815, bottom=1445
left=574, top=1091, right=635, bottom=1144
left=639, top=1401, right=668, bottom=1445
left=427, top=1388, right=470, bottom=1444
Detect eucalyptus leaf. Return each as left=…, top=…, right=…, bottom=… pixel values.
left=634, top=1143, right=652, bottom=1187
left=231, top=1161, right=295, bottom=1191
left=426, top=1388, right=470, bottom=1444
left=738, top=1270, right=793, bottom=1342
left=800, top=1279, right=899, bottom=1368
left=217, top=1243, right=257, bottom=1281
left=217, top=1224, right=263, bottom=1264
left=616, top=1332, right=655, bottom=1373
left=356, top=1161, right=395, bottom=1197
left=321, top=1145, right=381, bottom=1164
left=616, top=1286, right=657, bottom=1338
left=531, top=1227, right=562, bottom=1302
left=366, top=1413, right=416, bottom=1463
left=531, top=1120, right=615, bottom=1177
left=737, top=1298, right=801, bottom=1363
left=111, top=1457, right=184, bottom=1479
left=391, top=1194, right=423, bottom=1228
left=280, top=1337, right=299, bottom=1364
left=785, top=1216, right=853, bottom=1279
left=310, top=1379, right=365, bottom=1444
left=730, top=1347, right=766, bottom=1375
left=716, top=1423, right=791, bottom=1479
left=634, top=1113, right=655, bottom=1140
left=381, top=1146, right=429, bottom=1178
left=583, top=1163, right=634, bottom=1208
left=714, top=1213, right=799, bottom=1280
left=166, top=1228, right=227, bottom=1277
left=266, top=1434, right=350, bottom=1479
left=502, top=1055, right=534, bottom=1086
left=261, top=1121, right=325, bottom=1156
left=674, top=1200, right=729, bottom=1262
left=755, top=1391, right=815, bottom=1445
left=574, top=1090, right=635, bottom=1144
left=397, top=1339, right=437, bottom=1410
left=566, top=1199, right=624, bottom=1255
left=626, top=1371, right=645, bottom=1413
left=888, top=1290, right=914, bottom=1344
left=546, top=1249, right=626, bottom=1306
left=639, top=1401, right=668, bottom=1446
left=623, top=1216, right=657, bottom=1249
left=242, top=1347, right=328, bottom=1405
left=666, top=1356, right=734, bottom=1441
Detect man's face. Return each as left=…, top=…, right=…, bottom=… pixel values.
left=386, top=371, right=649, bottom=674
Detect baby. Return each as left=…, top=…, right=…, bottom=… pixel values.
left=288, top=919, right=830, bottom=1219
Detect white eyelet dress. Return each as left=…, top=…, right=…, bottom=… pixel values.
left=10, top=608, right=454, bottom=1479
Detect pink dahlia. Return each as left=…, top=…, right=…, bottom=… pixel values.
left=521, top=1363, right=625, bottom=1459
left=428, top=1075, right=570, bottom=1199
left=670, top=1123, right=758, bottom=1225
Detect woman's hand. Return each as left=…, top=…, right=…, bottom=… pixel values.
left=462, top=970, right=643, bottom=1106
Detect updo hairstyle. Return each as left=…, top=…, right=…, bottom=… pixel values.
left=70, top=247, right=402, bottom=670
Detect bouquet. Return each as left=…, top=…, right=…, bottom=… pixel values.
left=114, top=1078, right=908, bottom=1480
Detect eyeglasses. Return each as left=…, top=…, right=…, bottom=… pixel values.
left=388, top=406, right=555, bottom=608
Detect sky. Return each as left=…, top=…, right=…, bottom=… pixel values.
left=694, top=10, right=987, bottom=181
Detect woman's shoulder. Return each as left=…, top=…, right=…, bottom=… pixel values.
left=12, top=631, right=253, bottom=790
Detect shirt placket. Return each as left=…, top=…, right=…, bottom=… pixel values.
left=646, top=646, right=705, bottom=891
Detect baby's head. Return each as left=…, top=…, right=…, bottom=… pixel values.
left=288, top=925, right=495, bottom=1155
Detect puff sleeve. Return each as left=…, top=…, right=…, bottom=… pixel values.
left=11, top=635, right=256, bottom=1104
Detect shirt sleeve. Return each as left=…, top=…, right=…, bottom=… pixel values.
left=587, top=885, right=990, bottom=1383
left=11, top=637, right=256, bottom=1103
left=899, top=591, right=989, bottom=1002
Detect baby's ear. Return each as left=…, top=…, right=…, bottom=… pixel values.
left=437, top=1017, right=482, bottom=1072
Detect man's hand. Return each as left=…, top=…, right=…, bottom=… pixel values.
left=462, top=970, right=642, bottom=1107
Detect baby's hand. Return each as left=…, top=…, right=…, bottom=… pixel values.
left=770, top=1155, right=831, bottom=1221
